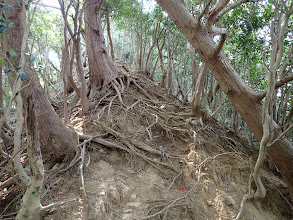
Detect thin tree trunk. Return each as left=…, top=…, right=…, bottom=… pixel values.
left=16, top=99, right=44, bottom=220
left=59, top=0, right=89, bottom=111
left=0, top=55, right=2, bottom=109
left=157, top=36, right=167, bottom=88
left=61, top=37, right=74, bottom=94
left=167, top=48, right=173, bottom=94
left=105, top=3, right=114, bottom=60
left=191, top=63, right=208, bottom=116
left=138, top=4, right=143, bottom=71
left=189, top=48, right=199, bottom=92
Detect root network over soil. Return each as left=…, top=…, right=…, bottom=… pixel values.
left=0, top=62, right=292, bottom=220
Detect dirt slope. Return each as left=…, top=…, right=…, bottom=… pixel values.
left=1, top=63, right=292, bottom=220
left=43, top=66, right=292, bottom=220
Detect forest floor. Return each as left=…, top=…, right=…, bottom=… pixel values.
left=1, top=62, right=293, bottom=220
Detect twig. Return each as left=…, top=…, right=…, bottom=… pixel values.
left=0, top=193, right=21, bottom=217
left=79, top=144, right=86, bottom=199
left=41, top=198, right=78, bottom=211
left=166, top=171, right=182, bottom=192
left=268, top=123, right=293, bottom=148
left=146, top=114, right=158, bottom=140
left=265, top=177, right=293, bottom=211
left=215, top=0, right=257, bottom=22
left=198, top=0, right=213, bottom=22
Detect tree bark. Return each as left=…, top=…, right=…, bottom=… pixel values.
left=3, top=0, right=77, bottom=159
left=16, top=98, right=44, bottom=220
left=84, top=0, right=120, bottom=95
left=191, top=63, right=208, bottom=116
left=156, top=0, right=293, bottom=195
left=105, top=3, right=114, bottom=60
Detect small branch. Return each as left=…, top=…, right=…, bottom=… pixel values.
left=166, top=171, right=182, bottom=192
left=214, top=33, right=227, bottom=55
left=215, top=0, right=257, bottom=22
left=255, top=74, right=293, bottom=101
left=49, top=60, right=61, bottom=73
left=268, top=123, right=293, bottom=148
left=198, top=0, right=213, bottom=22
left=41, top=198, right=78, bottom=212
left=79, top=144, right=87, bottom=199
left=96, top=0, right=103, bottom=12
left=206, top=0, right=229, bottom=34
left=236, top=158, right=254, bottom=220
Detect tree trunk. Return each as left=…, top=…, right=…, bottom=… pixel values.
left=191, top=63, right=208, bottom=116
left=105, top=3, right=114, bottom=60
left=75, top=19, right=90, bottom=111
left=137, top=5, right=143, bottom=71
left=3, top=0, right=77, bottom=160
left=167, top=48, right=173, bottom=94
left=61, top=40, right=74, bottom=94
left=84, top=0, right=120, bottom=95
left=157, top=36, right=167, bottom=88
left=16, top=97, right=44, bottom=220
left=156, top=0, right=293, bottom=196
left=0, top=53, right=2, bottom=109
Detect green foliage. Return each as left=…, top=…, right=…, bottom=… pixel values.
left=9, top=48, right=19, bottom=58
left=18, top=72, right=27, bottom=81
left=0, top=3, right=16, bottom=10
left=4, top=68, right=13, bottom=73
left=0, top=3, right=16, bottom=34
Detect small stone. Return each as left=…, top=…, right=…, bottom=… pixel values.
left=126, top=202, right=141, bottom=208
left=207, top=200, right=213, bottom=206
left=122, top=213, right=132, bottom=219
left=116, top=182, right=131, bottom=203
left=224, top=195, right=236, bottom=206
left=124, top=209, right=132, bottom=213
left=107, top=186, right=120, bottom=204
left=130, top=193, right=137, bottom=201
left=98, top=190, right=106, bottom=196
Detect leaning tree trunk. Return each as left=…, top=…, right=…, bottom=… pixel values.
left=3, top=0, right=77, bottom=160
left=84, top=0, right=120, bottom=96
left=156, top=0, right=293, bottom=196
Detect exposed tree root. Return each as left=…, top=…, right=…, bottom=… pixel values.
left=78, top=134, right=178, bottom=173
left=1, top=68, right=261, bottom=219
left=142, top=153, right=237, bottom=219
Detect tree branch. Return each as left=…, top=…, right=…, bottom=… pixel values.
left=215, top=0, right=257, bottom=22
left=198, top=0, right=213, bottom=22
left=255, top=74, right=293, bottom=101
left=206, top=0, right=229, bottom=35
left=214, top=33, right=227, bottom=55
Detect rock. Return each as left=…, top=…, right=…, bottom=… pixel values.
left=97, top=160, right=115, bottom=174
left=130, top=193, right=137, bottom=201
left=122, top=213, right=132, bottom=219
left=95, top=198, right=106, bottom=216
left=107, top=185, right=120, bottom=205
left=117, top=182, right=131, bottom=202
left=207, top=200, right=213, bottom=206
left=224, top=195, right=236, bottom=206
left=126, top=202, right=141, bottom=208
